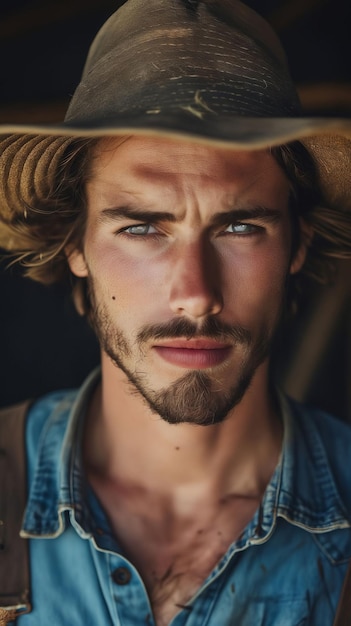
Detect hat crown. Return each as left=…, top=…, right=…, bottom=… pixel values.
left=65, top=0, right=301, bottom=125
left=84, top=0, right=288, bottom=73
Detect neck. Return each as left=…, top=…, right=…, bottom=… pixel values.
left=83, top=354, right=282, bottom=501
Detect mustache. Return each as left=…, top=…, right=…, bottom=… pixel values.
left=137, top=316, right=252, bottom=346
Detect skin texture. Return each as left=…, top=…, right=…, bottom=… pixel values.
left=68, top=136, right=308, bottom=625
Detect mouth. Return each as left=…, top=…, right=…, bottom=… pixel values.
left=152, top=339, right=232, bottom=369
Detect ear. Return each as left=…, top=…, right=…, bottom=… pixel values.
left=289, top=218, right=313, bottom=275
left=65, top=247, right=89, bottom=278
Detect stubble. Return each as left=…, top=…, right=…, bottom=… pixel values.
left=87, top=278, right=272, bottom=426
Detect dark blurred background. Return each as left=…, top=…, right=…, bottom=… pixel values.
left=0, top=0, right=350, bottom=419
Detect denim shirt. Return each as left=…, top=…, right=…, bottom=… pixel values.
left=16, top=368, right=351, bottom=626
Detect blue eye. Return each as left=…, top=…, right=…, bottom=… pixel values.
left=124, top=224, right=156, bottom=235
left=225, top=223, right=257, bottom=234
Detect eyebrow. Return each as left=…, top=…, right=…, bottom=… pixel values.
left=98, top=206, right=177, bottom=224
left=211, top=206, right=282, bottom=227
left=98, top=205, right=283, bottom=226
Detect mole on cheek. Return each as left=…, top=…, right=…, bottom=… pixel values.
left=112, top=296, right=116, bottom=300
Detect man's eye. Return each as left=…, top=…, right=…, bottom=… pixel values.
left=224, top=223, right=258, bottom=234
left=123, top=223, right=157, bottom=236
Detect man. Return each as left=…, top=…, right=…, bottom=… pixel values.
left=0, top=1, right=351, bottom=625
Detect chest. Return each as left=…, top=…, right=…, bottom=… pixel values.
left=90, top=479, right=261, bottom=626
left=112, top=522, right=238, bottom=626
left=132, top=531, right=234, bottom=626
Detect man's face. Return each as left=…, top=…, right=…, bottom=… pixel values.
left=69, top=136, right=305, bottom=426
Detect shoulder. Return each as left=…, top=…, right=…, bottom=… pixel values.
left=24, top=367, right=101, bottom=478
left=288, top=397, right=351, bottom=452
left=287, top=397, right=351, bottom=510
left=25, top=388, right=78, bottom=459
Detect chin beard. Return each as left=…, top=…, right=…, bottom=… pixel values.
left=90, top=303, right=271, bottom=426
left=125, top=366, right=263, bottom=426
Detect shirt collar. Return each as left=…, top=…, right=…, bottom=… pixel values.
left=21, top=368, right=101, bottom=538
left=21, top=372, right=351, bottom=540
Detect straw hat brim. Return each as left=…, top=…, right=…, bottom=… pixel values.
left=1, top=112, right=351, bottom=223
left=1, top=113, right=351, bottom=145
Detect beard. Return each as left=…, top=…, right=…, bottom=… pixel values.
left=87, top=281, right=275, bottom=427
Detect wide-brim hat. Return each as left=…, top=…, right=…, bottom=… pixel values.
left=0, top=0, right=351, bottom=232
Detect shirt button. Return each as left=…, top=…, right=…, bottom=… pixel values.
left=112, top=567, right=132, bottom=585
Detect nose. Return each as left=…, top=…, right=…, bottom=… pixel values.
left=169, top=238, right=223, bottom=319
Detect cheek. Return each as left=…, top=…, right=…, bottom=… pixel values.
left=222, top=240, right=291, bottom=319
left=84, top=237, right=169, bottom=316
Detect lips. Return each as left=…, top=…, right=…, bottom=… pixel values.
left=153, top=339, right=232, bottom=369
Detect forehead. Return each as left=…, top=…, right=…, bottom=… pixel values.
left=88, top=135, right=290, bottom=202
